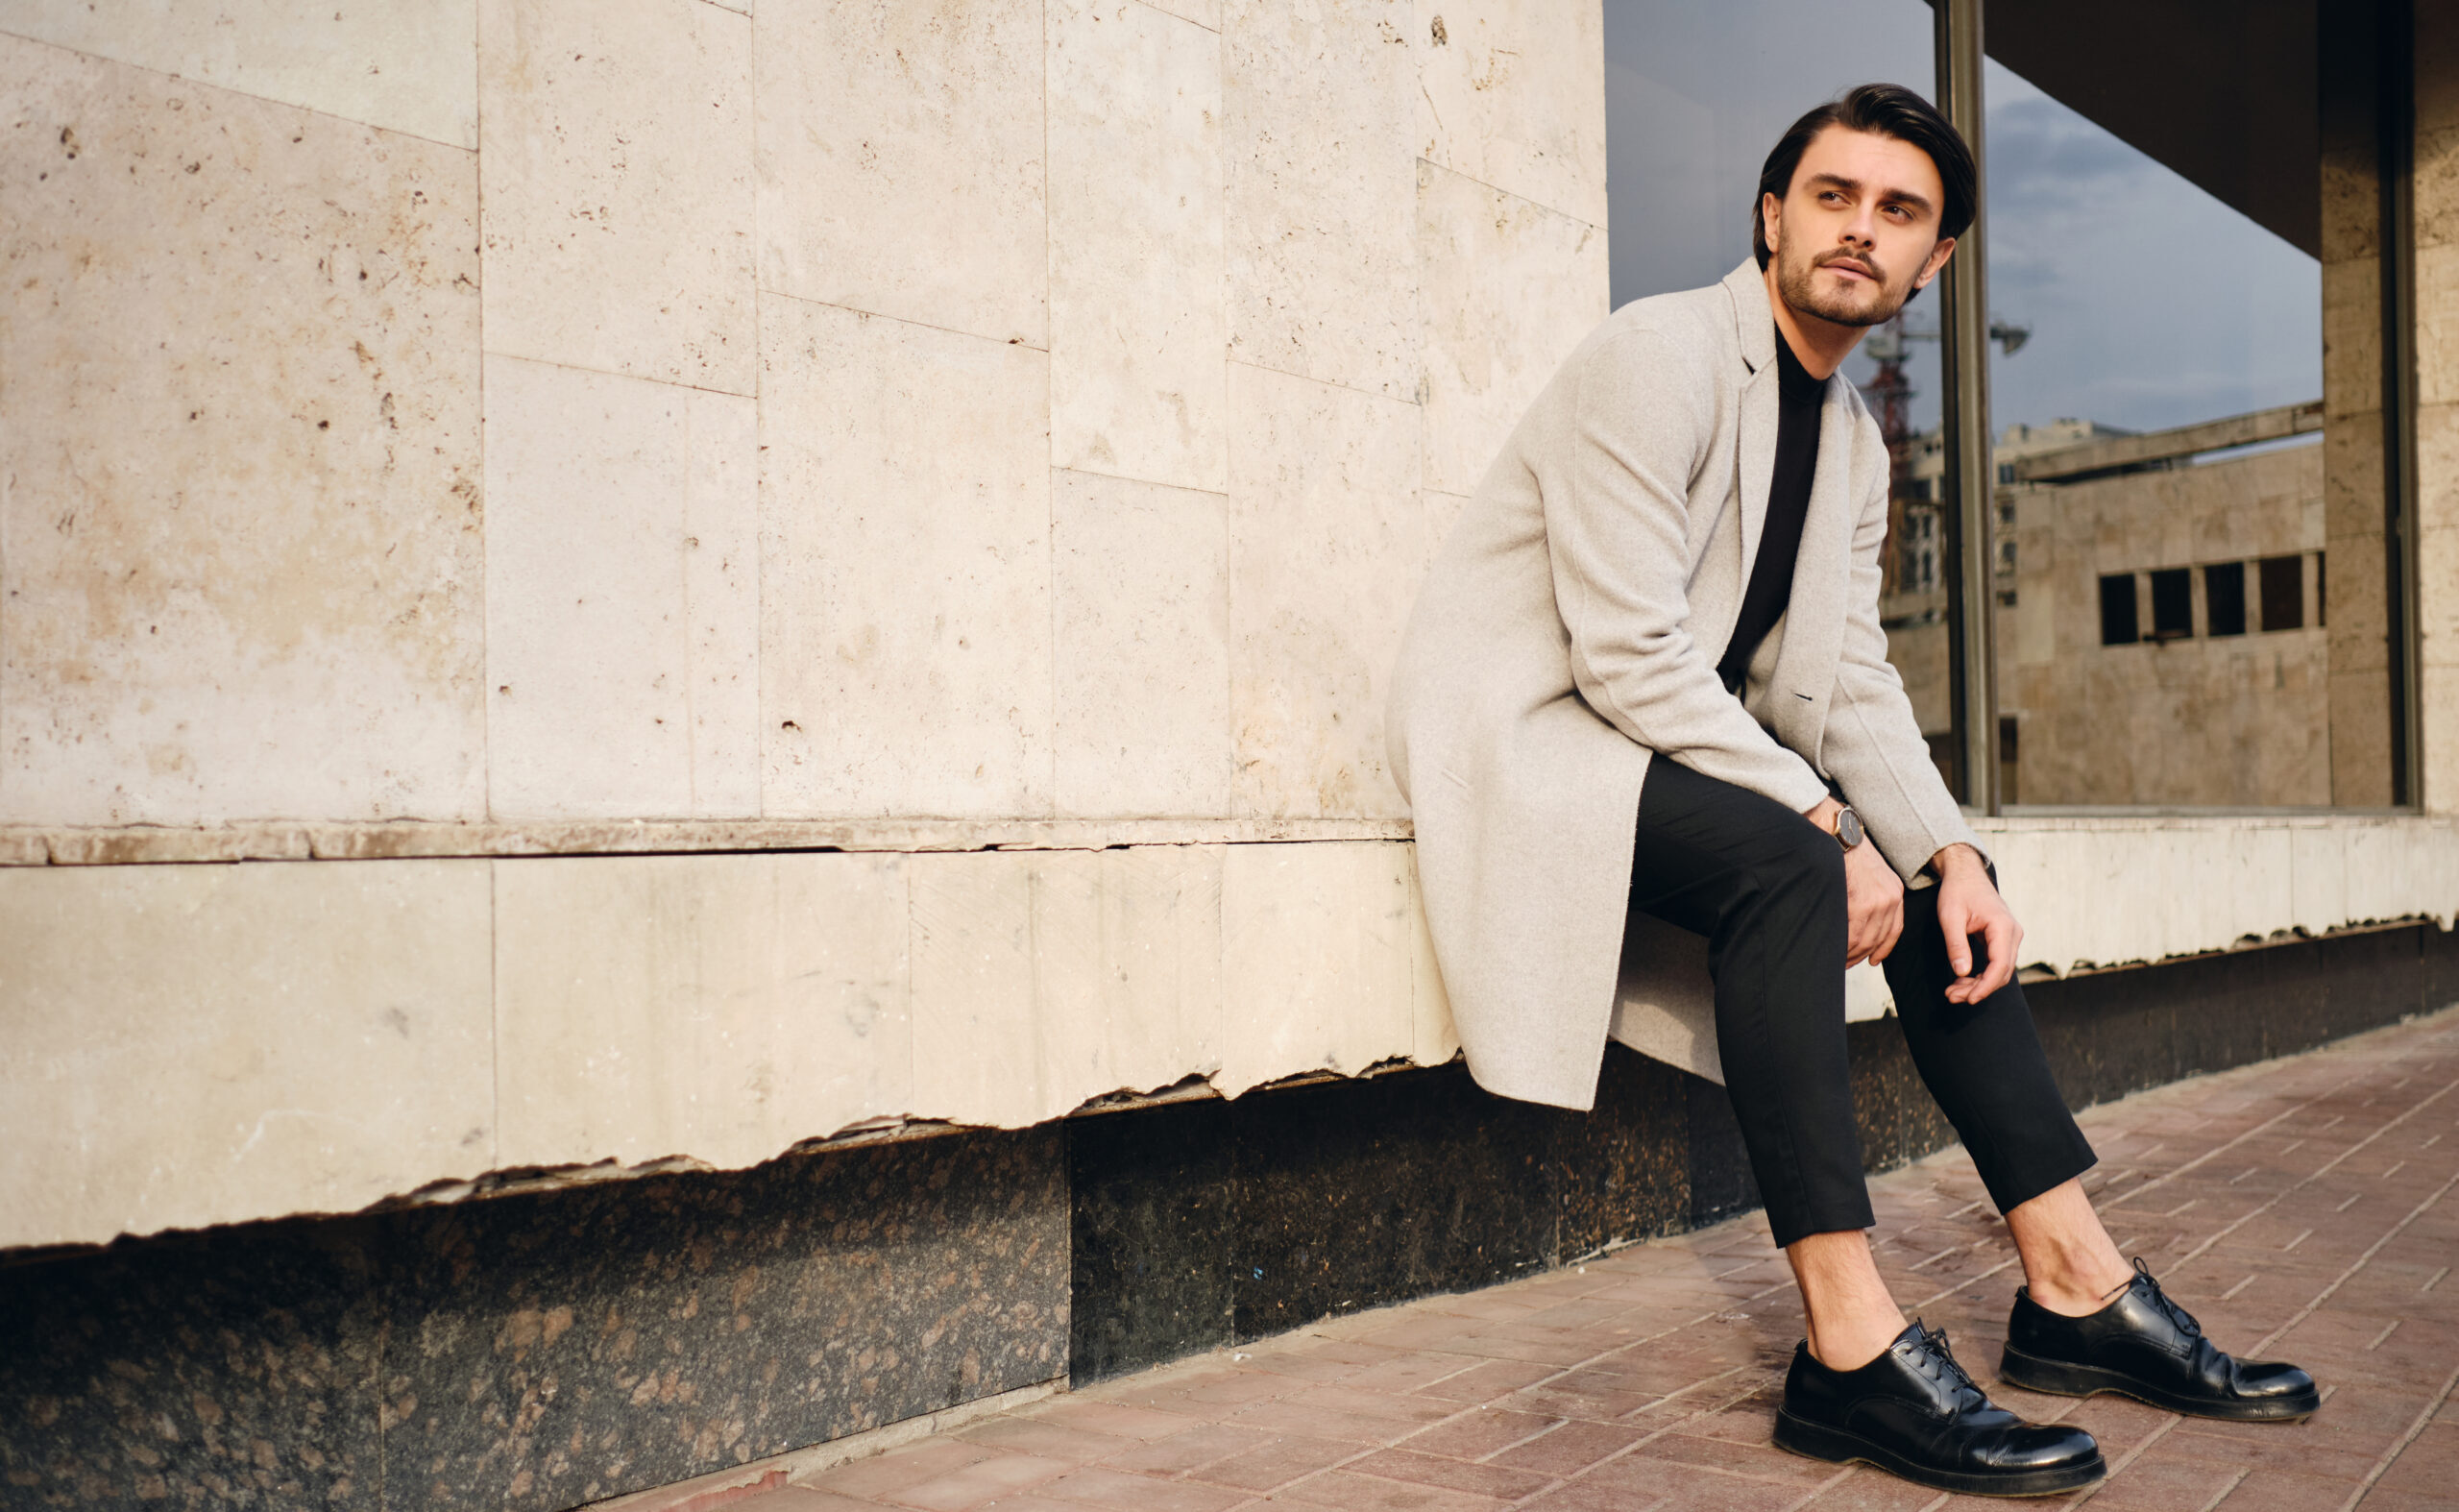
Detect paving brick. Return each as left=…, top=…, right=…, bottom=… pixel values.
left=1183, top=1432, right=1357, bottom=1492
left=1481, top=1418, right=1647, bottom=1477
left=1403, top=1356, right=1559, bottom=1403
left=954, top=1416, right=1128, bottom=1464
left=801, top=1441, right=1000, bottom=1500
left=881, top=1452, right=1071, bottom=1512
left=1031, top=1399, right=1208, bottom=1442
left=1261, top=1468, right=1510, bottom=1510
left=1093, top=1421, right=1273, bottom=1477
left=1035, top=1464, right=1247, bottom=1511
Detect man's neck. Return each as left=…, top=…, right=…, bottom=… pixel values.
left=1763, top=263, right=1863, bottom=380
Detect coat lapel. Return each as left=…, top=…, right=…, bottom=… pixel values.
left=1721, top=262, right=1778, bottom=582
left=1768, top=374, right=1862, bottom=757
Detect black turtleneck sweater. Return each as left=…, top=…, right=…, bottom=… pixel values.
left=1716, top=325, right=1826, bottom=693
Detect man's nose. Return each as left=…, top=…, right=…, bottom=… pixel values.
left=1838, top=212, right=1877, bottom=250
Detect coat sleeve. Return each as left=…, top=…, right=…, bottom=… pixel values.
left=1546, top=328, right=1833, bottom=815
left=1819, top=432, right=1987, bottom=879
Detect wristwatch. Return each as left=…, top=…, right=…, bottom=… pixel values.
left=1832, top=805, right=1865, bottom=851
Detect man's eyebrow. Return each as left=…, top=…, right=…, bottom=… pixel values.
left=1803, top=171, right=1935, bottom=216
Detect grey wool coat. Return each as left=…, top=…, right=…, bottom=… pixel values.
left=1385, top=259, right=1984, bottom=1110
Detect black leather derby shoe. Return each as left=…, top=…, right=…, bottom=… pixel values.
left=1775, top=1322, right=2106, bottom=1497
left=2000, top=1259, right=2321, bottom=1421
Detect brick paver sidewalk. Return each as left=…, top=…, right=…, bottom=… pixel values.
left=684, top=1007, right=2459, bottom=1512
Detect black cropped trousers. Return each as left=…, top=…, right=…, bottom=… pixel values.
left=1628, top=758, right=2097, bottom=1249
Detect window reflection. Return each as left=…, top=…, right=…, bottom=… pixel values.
left=1969, top=1, right=2393, bottom=808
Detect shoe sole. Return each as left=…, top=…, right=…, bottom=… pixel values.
left=1772, top=1409, right=2106, bottom=1498
left=1999, top=1345, right=2323, bottom=1422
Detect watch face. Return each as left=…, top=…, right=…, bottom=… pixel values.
left=1837, top=808, right=1865, bottom=848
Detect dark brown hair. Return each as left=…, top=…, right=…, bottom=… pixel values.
left=1752, top=84, right=1976, bottom=271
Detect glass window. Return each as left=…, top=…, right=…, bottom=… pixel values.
left=1980, top=1, right=2402, bottom=807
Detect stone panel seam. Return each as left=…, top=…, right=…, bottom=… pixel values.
left=0, top=25, right=482, bottom=155
left=1043, top=0, right=1059, bottom=842
left=1224, top=354, right=1425, bottom=414
left=477, top=18, right=496, bottom=825
left=746, top=0, right=768, bottom=825
left=473, top=348, right=759, bottom=403
left=756, top=283, right=1053, bottom=355
left=1413, top=155, right=1603, bottom=238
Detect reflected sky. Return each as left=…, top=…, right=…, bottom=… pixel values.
left=1603, top=3, right=2323, bottom=441
left=1604, top=0, right=1942, bottom=431
left=1983, top=61, right=2321, bottom=437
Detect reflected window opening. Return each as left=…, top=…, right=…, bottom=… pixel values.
left=2099, top=574, right=2140, bottom=646
left=2148, top=569, right=2194, bottom=643
left=2205, top=561, right=2249, bottom=637
left=2259, top=554, right=2306, bottom=632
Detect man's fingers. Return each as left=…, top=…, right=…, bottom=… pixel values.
left=1939, top=902, right=1972, bottom=978
left=1870, top=907, right=1902, bottom=963
left=1977, top=913, right=2019, bottom=997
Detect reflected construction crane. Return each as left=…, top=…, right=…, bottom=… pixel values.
left=1861, top=312, right=2029, bottom=599
left=1860, top=312, right=2032, bottom=455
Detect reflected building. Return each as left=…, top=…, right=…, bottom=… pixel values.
left=1879, top=410, right=2328, bottom=806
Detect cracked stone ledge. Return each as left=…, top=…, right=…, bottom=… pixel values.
left=0, top=816, right=1420, bottom=866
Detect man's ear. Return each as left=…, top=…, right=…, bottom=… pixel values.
left=1762, top=190, right=1785, bottom=255
left=1913, top=234, right=1957, bottom=290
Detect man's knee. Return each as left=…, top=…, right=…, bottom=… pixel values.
left=1747, top=818, right=1848, bottom=919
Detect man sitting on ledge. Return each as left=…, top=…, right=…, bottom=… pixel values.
left=1385, top=83, right=2318, bottom=1500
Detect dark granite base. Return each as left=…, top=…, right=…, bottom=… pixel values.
left=0, top=1131, right=1065, bottom=1512
left=1067, top=1099, right=1234, bottom=1383
left=3, top=926, right=2447, bottom=1509
left=1556, top=1043, right=1691, bottom=1256
left=1230, top=1068, right=1559, bottom=1341
left=386, top=1129, right=1065, bottom=1512
left=0, top=1218, right=383, bottom=1511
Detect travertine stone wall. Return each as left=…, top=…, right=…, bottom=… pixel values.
left=0, top=0, right=1608, bottom=829
left=2417, top=3, right=2459, bottom=813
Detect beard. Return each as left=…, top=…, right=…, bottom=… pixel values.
left=1775, top=245, right=1915, bottom=329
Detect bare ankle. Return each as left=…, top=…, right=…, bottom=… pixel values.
left=2005, top=1179, right=2134, bottom=1317
left=1787, top=1230, right=1908, bottom=1371
left=2027, top=1265, right=2131, bottom=1318
left=1808, top=1310, right=1907, bottom=1371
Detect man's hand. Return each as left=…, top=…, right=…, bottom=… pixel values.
left=1807, top=798, right=1902, bottom=966
left=1933, top=842, right=2020, bottom=1002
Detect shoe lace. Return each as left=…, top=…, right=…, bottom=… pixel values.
left=2130, top=1257, right=2203, bottom=1342
left=1909, top=1321, right=1985, bottom=1409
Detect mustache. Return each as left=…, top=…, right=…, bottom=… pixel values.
left=1814, top=250, right=1885, bottom=282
